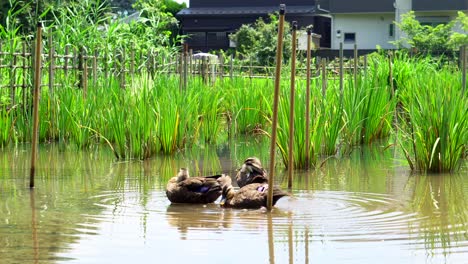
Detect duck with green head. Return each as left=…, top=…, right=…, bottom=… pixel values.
left=166, top=168, right=224, bottom=204
left=218, top=175, right=288, bottom=209
left=235, top=157, right=268, bottom=188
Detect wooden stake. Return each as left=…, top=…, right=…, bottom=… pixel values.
left=354, top=43, right=357, bottom=88
left=48, top=34, right=54, bottom=97
left=267, top=4, right=286, bottom=211
left=462, top=45, right=466, bottom=95
left=305, top=27, right=312, bottom=169
left=30, top=22, right=43, bottom=189
left=287, top=21, right=297, bottom=189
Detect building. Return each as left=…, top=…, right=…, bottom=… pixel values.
left=176, top=0, right=467, bottom=53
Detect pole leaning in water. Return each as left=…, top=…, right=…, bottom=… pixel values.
left=287, top=21, right=297, bottom=189
left=267, top=4, right=286, bottom=211
left=30, top=22, right=43, bottom=189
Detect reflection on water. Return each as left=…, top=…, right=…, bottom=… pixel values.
left=0, top=141, right=467, bottom=263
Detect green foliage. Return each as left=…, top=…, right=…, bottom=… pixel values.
left=229, top=13, right=291, bottom=66
left=398, top=67, right=467, bottom=173
left=395, top=11, right=468, bottom=54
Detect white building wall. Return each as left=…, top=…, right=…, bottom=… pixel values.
left=332, top=14, right=396, bottom=50
left=395, top=0, right=412, bottom=44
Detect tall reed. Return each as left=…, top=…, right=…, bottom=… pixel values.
left=398, top=67, right=467, bottom=172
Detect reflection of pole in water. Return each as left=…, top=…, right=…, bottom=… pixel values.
left=268, top=213, right=275, bottom=264
left=30, top=190, right=39, bottom=264
left=288, top=212, right=293, bottom=264
left=304, top=228, right=309, bottom=264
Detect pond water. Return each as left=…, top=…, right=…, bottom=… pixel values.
left=1, top=139, right=467, bottom=264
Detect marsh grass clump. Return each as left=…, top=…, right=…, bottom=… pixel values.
left=398, top=67, right=467, bottom=172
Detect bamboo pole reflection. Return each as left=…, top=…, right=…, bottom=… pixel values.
left=267, top=213, right=275, bottom=264
left=288, top=212, right=294, bottom=264
left=30, top=190, right=39, bottom=264
left=305, top=228, right=309, bottom=264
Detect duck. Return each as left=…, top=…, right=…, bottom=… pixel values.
left=218, top=175, right=288, bottom=209
left=235, top=157, right=268, bottom=188
left=166, top=168, right=224, bottom=204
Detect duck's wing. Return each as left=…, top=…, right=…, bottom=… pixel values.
left=180, top=177, right=221, bottom=194
left=229, top=184, right=288, bottom=208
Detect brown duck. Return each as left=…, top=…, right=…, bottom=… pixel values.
left=166, top=168, right=223, bottom=204
left=218, top=175, right=288, bottom=209
left=235, top=157, right=268, bottom=188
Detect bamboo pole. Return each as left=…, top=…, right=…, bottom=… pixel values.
left=389, top=52, right=394, bottom=96
left=64, top=45, right=69, bottom=77
left=22, top=43, right=27, bottom=108
left=219, top=52, right=224, bottom=81
left=321, top=58, right=327, bottom=96
left=30, top=22, right=43, bottom=189
left=230, top=54, right=233, bottom=80
left=305, top=27, right=312, bottom=169
left=267, top=4, right=286, bottom=211
left=48, top=34, right=54, bottom=97
left=179, top=51, right=183, bottom=91
left=93, top=50, right=98, bottom=88
left=287, top=21, right=297, bottom=189
left=354, top=43, right=358, bottom=88
left=462, top=45, right=466, bottom=95
left=9, top=39, right=15, bottom=106
left=121, top=48, right=126, bottom=89
left=0, top=41, right=2, bottom=88
left=339, top=42, right=344, bottom=103
left=83, top=49, right=88, bottom=98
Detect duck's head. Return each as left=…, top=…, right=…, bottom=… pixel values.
left=176, top=168, right=189, bottom=182
left=245, top=157, right=262, bottom=166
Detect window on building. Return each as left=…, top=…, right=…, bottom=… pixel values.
left=389, top=24, right=394, bottom=37
left=207, top=32, right=228, bottom=47
left=188, top=32, right=206, bottom=46
left=344, top=33, right=355, bottom=43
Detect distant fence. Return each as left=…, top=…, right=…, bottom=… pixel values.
left=1, top=39, right=466, bottom=106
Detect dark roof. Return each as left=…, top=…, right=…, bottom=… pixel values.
left=177, top=5, right=324, bottom=17
left=329, top=0, right=394, bottom=13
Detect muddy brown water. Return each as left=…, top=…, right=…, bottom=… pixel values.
left=0, top=140, right=467, bottom=264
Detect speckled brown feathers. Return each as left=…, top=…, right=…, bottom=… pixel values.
left=235, top=157, right=268, bottom=188
left=166, top=168, right=223, bottom=204
left=218, top=175, right=288, bottom=209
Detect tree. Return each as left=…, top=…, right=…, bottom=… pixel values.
left=229, top=13, right=291, bottom=66
left=395, top=11, right=468, bottom=55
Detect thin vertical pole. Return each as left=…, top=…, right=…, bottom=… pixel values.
left=22, top=43, right=27, bottom=107
left=219, top=52, right=224, bottom=81
left=339, top=42, right=344, bottom=103
left=30, top=23, right=43, bottom=189
left=0, top=41, right=2, bottom=87
left=389, top=52, right=394, bottom=96
left=9, top=39, right=15, bottom=106
left=321, top=58, right=327, bottom=96
left=48, top=34, right=54, bottom=97
left=230, top=54, right=233, bottom=80
left=179, top=51, right=183, bottom=91
left=305, top=27, right=312, bottom=169
left=93, top=50, right=98, bottom=88
left=354, top=43, right=357, bottom=88
left=267, top=4, right=286, bottom=211
left=64, top=45, right=69, bottom=77
left=83, top=49, right=88, bottom=98
left=462, top=45, right=466, bottom=95
left=287, top=21, right=297, bottom=189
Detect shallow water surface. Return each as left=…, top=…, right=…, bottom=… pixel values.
left=0, top=142, right=467, bottom=263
